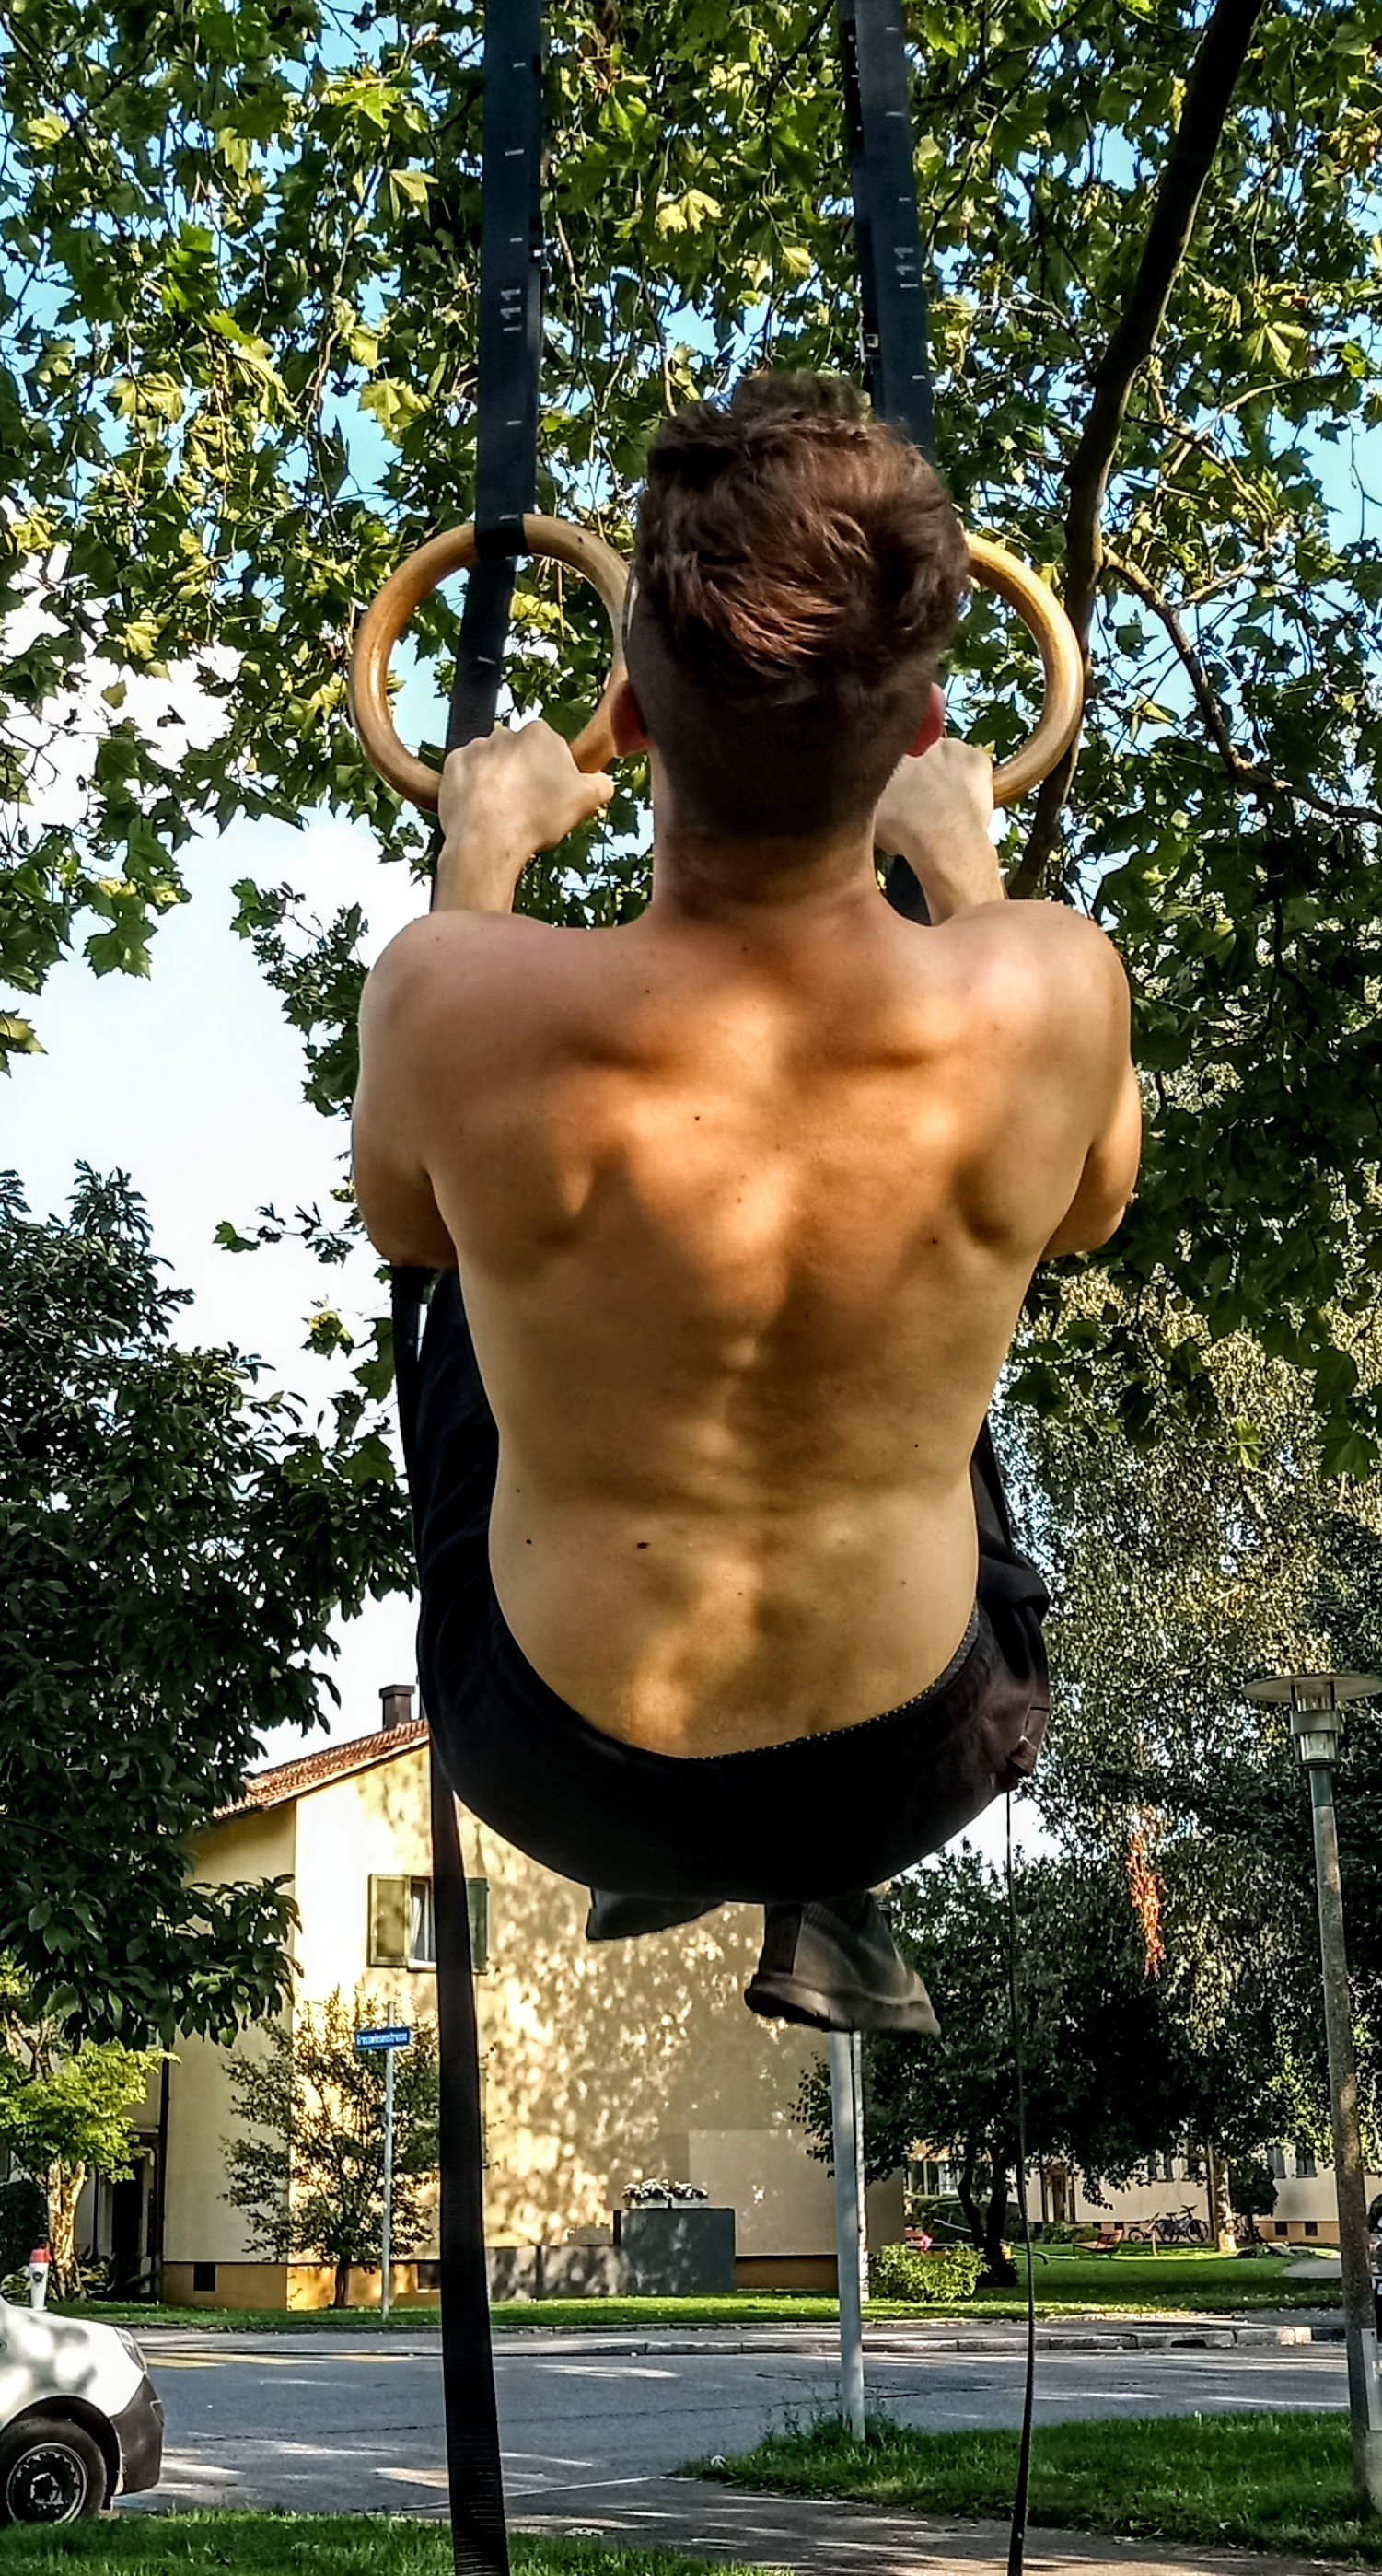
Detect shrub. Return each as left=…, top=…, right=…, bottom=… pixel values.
left=870, top=2241, right=983, bottom=2303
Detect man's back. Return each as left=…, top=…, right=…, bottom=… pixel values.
left=356, top=766, right=1137, bottom=1755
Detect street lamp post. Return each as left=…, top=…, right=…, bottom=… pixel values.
left=1248, top=1671, right=1382, bottom=2512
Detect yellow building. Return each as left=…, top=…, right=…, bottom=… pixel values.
left=146, top=1686, right=902, bottom=2309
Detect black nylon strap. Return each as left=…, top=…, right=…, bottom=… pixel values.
left=842, top=31, right=1035, bottom=2570
left=447, top=0, right=545, bottom=758
left=835, top=0, right=935, bottom=457
left=431, top=1738, right=508, bottom=2576
left=392, top=1270, right=510, bottom=2576
left=424, top=8, right=546, bottom=2566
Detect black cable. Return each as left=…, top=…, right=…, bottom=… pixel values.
left=1005, top=1793, right=1036, bottom=2576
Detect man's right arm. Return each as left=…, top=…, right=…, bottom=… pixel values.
left=1040, top=1050, right=1142, bottom=1256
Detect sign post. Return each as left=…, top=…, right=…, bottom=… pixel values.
left=355, top=2024, right=412, bottom=2321
left=828, top=2031, right=866, bottom=2438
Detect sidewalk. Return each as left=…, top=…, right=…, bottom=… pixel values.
left=514, top=2474, right=1332, bottom=2576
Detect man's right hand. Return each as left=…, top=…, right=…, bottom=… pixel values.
left=874, top=737, right=1005, bottom=922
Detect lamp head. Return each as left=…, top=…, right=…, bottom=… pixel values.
left=1245, top=1671, right=1382, bottom=1769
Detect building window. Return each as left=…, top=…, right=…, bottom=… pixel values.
left=1305, top=2219, right=1318, bottom=2237
left=1269, top=2146, right=1286, bottom=2179
left=192, top=2262, right=216, bottom=2292
left=368, top=1874, right=488, bottom=1972
left=1294, top=2146, right=1318, bottom=2180
left=467, top=1879, right=489, bottom=1974
left=408, top=1878, right=436, bottom=1967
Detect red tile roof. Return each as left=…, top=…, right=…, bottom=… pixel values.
left=218, top=1718, right=429, bottom=1818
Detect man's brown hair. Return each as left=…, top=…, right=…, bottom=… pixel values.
left=627, top=373, right=969, bottom=841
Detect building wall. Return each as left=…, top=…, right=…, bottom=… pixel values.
left=164, top=1804, right=296, bottom=2268
left=464, top=1810, right=836, bottom=2256
left=293, top=1749, right=437, bottom=2020
left=168, top=1741, right=869, bottom=2298
left=1039, top=2157, right=1380, bottom=2248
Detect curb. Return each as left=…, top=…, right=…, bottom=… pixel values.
left=133, top=2318, right=1339, bottom=2357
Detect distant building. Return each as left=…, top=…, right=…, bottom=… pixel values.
left=114, top=1687, right=900, bottom=2308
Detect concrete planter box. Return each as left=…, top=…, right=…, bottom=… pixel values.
left=488, top=2243, right=623, bottom=2300
left=613, top=2204, right=736, bottom=2295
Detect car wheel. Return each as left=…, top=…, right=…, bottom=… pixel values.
left=0, top=2416, right=109, bottom=2523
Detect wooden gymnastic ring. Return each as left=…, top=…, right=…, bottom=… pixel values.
left=349, top=514, right=629, bottom=814
left=967, top=535, right=1084, bottom=809
left=350, top=519, right=1079, bottom=816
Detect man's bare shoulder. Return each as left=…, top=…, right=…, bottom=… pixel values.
left=934, top=897, right=1129, bottom=1031
left=361, top=908, right=587, bottom=1050
left=365, top=905, right=562, bottom=996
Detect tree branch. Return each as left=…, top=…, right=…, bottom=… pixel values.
left=1104, top=549, right=1382, bottom=831
left=1010, top=0, right=1272, bottom=899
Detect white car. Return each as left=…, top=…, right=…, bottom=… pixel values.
left=0, top=2296, right=163, bottom=2521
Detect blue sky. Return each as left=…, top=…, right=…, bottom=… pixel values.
left=11, top=801, right=422, bottom=1761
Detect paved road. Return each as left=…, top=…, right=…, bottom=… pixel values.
left=121, top=2330, right=1347, bottom=2519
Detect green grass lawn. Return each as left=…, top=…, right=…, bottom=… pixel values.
left=697, top=2409, right=1377, bottom=2562
left=0, top=2515, right=767, bottom=2576
left=967, top=2247, right=1340, bottom=2316
left=64, top=2252, right=1337, bottom=2338
left=63, top=2294, right=839, bottom=2334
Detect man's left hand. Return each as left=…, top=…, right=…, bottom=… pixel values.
left=436, top=721, right=614, bottom=911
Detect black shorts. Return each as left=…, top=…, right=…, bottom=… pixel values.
left=400, top=1271, right=1050, bottom=1905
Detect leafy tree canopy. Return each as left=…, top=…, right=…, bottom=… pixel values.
left=796, top=1842, right=1330, bottom=2276
left=0, top=1963, right=160, bottom=2293
left=3, top=0, right=1382, bottom=1456
left=0, top=1168, right=414, bottom=2045
left=1014, top=1305, right=1382, bottom=2149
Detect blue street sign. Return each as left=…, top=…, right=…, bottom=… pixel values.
left=355, top=2025, right=412, bottom=2051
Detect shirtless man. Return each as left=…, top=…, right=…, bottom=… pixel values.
left=354, top=373, right=1141, bottom=2034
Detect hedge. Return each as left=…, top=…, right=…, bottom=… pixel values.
left=869, top=2241, right=983, bottom=2303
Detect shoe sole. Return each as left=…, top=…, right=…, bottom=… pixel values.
left=743, top=1973, right=940, bottom=2039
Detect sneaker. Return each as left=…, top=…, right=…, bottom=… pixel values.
left=744, top=1893, right=941, bottom=2036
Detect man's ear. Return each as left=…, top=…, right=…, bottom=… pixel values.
left=609, top=675, right=651, bottom=758
left=904, top=684, right=946, bottom=760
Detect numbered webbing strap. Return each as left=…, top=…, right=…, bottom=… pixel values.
left=409, top=7, right=546, bottom=2567
left=447, top=0, right=545, bottom=759
left=834, top=0, right=935, bottom=457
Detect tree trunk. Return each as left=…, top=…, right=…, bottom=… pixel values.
left=332, top=2255, right=352, bottom=2308
left=1205, top=2143, right=1236, bottom=2253
left=46, top=2163, right=84, bottom=2300
left=983, top=2157, right=1018, bottom=2289
left=956, top=2145, right=984, bottom=2257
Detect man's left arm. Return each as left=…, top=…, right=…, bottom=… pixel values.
left=352, top=723, right=614, bottom=1265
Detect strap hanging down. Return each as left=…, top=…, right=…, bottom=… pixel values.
left=393, top=1272, right=510, bottom=2576
left=835, top=22, right=1037, bottom=2567
left=447, top=0, right=546, bottom=758
left=414, top=7, right=547, bottom=2569
left=834, top=0, right=935, bottom=457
